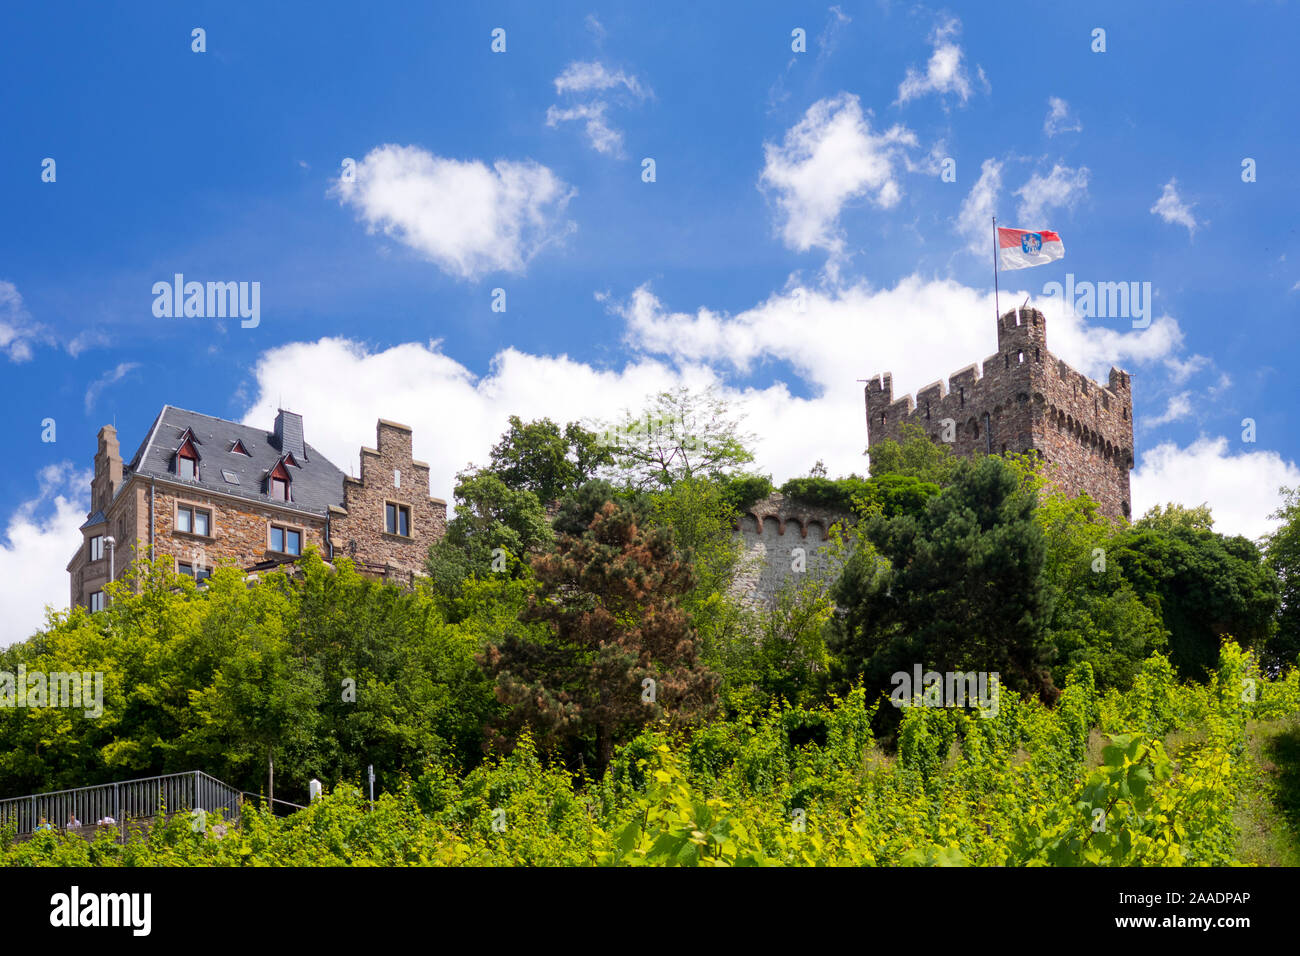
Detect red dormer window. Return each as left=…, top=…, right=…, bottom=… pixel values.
left=284, top=452, right=300, bottom=467
left=230, top=439, right=251, bottom=456
left=176, top=435, right=199, bottom=480
left=269, top=461, right=291, bottom=501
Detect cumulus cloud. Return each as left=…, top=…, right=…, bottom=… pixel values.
left=0, top=280, right=45, bottom=362
left=1015, top=163, right=1090, bottom=227
left=1133, top=437, right=1300, bottom=540
left=955, top=158, right=1002, bottom=256
left=330, top=145, right=576, bottom=280
left=1150, top=178, right=1200, bottom=236
left=0, top=463, right=89, bottom=647
left=547, top=60, right=650, bottom=156
left=896, top=18, right=985, bottom=106
left=84, top=362, right=141, bottom=413
left=1043, top=97, right=1082, bottom=136
left=759, top=93, right=917, bottom=260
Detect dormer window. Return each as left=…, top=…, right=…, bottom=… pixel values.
left=267, top=460, right=292, bottom=502
left=176, top=434, right=200, bottom=480
left=230, top=439, right=251, bottom=456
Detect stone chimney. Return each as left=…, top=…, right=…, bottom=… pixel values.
left=91, top=425, right=122, bottom=514
left=273, top=409, right=305, bottom=459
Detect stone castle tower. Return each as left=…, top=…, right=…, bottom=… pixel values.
left=864, top=307, right=1134, bottom=519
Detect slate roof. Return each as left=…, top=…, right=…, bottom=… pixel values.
left=123, top=405, right=347, bottom=517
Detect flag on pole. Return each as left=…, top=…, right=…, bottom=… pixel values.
left=997, top=227, right=1064, bottom=270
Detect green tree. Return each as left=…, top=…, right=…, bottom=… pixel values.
left=1114, top=523, right=1279, bottom=680
left=1135, top=502, right=1216, bottom=534
left=598, top=386, right=755, bottom=490
left=426, top=469, right=553, bottom=590
left=484, top=501, right=719, bottom=770
left=488, top=415, right=612, bottom=504
left=1265, top=486, right=1300, bottom=670
left=866, top=422, right=960, bottom=487
left=831, top=455, right=1057, bottom=703
left=1032, top=485, right=1166, bottom=690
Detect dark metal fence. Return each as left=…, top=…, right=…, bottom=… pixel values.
left=0, top=771, right=241, bottom=836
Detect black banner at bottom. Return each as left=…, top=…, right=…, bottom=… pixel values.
left=0, top=864, right=1276, bottom=941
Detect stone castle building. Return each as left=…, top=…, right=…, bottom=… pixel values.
left=67, top=406, right=447, bottom=611
left=864, top=307, right=1135, bottom=519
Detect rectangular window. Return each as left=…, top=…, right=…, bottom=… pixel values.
left=271, top=478, right=289, bottom=501
left=385, top=503, right=411, bottom=537
left=176, top=506, right=212, bottom=536
left=179, top=563, right=212, bottom=583
left=89, top=535, right=104, bottom=561
left=179, top=456, right=196, bottom=480
left=269, top=525, right=301, bottom=556
left=89, top=591, right=104, bottom=612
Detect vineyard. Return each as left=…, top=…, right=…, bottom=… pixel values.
left=5, top=642, right=1296, bottom=867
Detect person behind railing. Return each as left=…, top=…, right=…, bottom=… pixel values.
left=67, top=813, right=81, bottom=828
left=97, top=815, right=116, bottom=825
left=35, top=817, right=53, bottom=832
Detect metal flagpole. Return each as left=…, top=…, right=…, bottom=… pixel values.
left=992, top=215, right=1001, bottom=322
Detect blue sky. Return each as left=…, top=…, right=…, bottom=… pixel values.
left=2, top=1, right=1298, bottom=643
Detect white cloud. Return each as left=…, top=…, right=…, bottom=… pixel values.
left=1150, top=178, right=1200, bottom=236
left=0, top=463, right=89, bottom=647
left=84, top=362, right=141, bottom=413
left=759, top=93, right=918, bottom=260
left=546, top=102, right=624, bottom=155
left=330, top=145, right=576, bottom=280
left=1015, top=163, right=1090, bottom=227
left=1163, top=353, right=1208, bottom=384
left=553, top=61, right=647, bottom=97
left=955, top=158, right=1002, bottom=256
left=67, top=329, right=110, bottom=358
left=896, top=18, right=984, bottom=106
left=1133, top=437, right=1300, bottom=540
left=1141, top=392, right=1193, bottom=428
left=547, top=61, right=650, bottom=157
left=1043, top=97, right=1082, bottom=136
left=584, top=15, right=606, bottom=42
left=0, top=280, right=44, bottom=362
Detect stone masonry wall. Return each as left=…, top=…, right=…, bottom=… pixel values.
left=864, top=307, right=1134, bottom=519
left=152, top=484, right=328, bottom=573
left=329, top=420, right=447, bottom=576
left=730, top=493, right=851, bottom=607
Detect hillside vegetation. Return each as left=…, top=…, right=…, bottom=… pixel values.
left=4, top=393, right=1299, bottom=866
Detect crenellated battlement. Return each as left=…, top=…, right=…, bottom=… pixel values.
left=865, top=307, right=1135, bottom=519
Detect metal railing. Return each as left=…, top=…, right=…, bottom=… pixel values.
left=0, top=771, right=242, bottom=837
